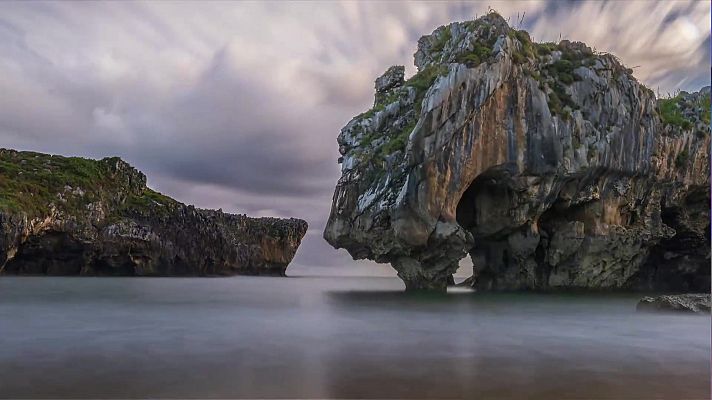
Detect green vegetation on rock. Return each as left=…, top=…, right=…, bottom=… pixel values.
left=0, top=151, right=107, bottom=216
left=675, top=148, right=689, bottom=168
left=455, top=22, right=498, bottom=67
left=455, top=43, right=493, bottom=67
left=0, top=149, right=174, bottom=219
left=509, top=29, right=536, bottom=64
left=358, top=64, right=447, bottom=123
left=407, top=64, right=449, bottom=99
left=378, top=120, right=416, bottom=158
left=503, top=31, right=597, bottom=120
left=534, top=42, right=558, bottom=56
left=658, top=91, right=709, bottom=132
left=539, top=43, right=595, bottom=119
left=659, top=96, right=692, bottom=130
left=356, top=64, right=448, bottom=166
left=431, top=27, right=452, bottom=53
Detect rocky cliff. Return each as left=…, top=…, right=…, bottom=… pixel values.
left=324, top=12, right=710, bottom=291
left=0, top=149, right=307, bottom=276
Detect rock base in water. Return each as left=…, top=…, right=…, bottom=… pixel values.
left=636, top=294, right=711, bottom=313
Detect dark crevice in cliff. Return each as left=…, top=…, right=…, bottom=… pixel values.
left=455, top=168, right=515, bottom=237
left=455, top=168, right=520, bottom=289
left=91, top=258, right=139, bottom=276
left=633, top=187, right=711, bottom=292
left=5, top=232, right=89, bottom=275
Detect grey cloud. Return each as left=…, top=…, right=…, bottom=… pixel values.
left=122, top=48, right=340, bottom=196
left=528, top=0, right=710, bottom=93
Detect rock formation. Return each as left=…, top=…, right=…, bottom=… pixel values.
left=324, top=12, right=710, bottom=291
left=0, top=149, right=307, bottom=276
left=637, top=294, right=711, bottom=313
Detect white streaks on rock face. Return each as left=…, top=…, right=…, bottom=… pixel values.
left=324, top=12, right=710, bottom=291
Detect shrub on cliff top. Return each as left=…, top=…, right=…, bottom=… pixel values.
left=357, top=64, right=447, bottom=123
left=407, top=64, right=448, bottom=95
left=508, top=29, right=536, bottom=64
left=0, top=152, right=107, bottom=216
left=455, top=43, right=493, bottom=67
left=0, top=150, right=174, bottom=219
left=535, top=42, right=558, bottom=56
left=700, top=95, right=711, bottom=125
left=659, top=95, right=693, bottom=130
left=431, top=27, right=452, bottom=53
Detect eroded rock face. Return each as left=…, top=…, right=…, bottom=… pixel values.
left=324, top=12, right=710, bottom=291
left=637, top=294, right=711, bottom=313
left=0, top=149, right=307, bottom=276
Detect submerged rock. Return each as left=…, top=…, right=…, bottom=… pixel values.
left=0, top=149, right=307, bottom=276
left=324, top=12, right=710, bottom=291
left=637, top=294, right=711, bottom=313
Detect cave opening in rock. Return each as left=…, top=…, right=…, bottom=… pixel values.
left=4, top=232, right=86, bottom=275
left=91, top=258, right=138, bottom=276
left=454, top=168, right=520, bottom=287
left=640, top=187, right=711, bottom=291
left=455, top=168, right=517, bottom=240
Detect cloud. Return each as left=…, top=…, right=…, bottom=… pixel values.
left=527, top=0, right=710, bottom=93
left=0, top=0, right=708, bottom=274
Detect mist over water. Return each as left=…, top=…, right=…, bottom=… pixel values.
left=0, top=276, right=708, bottom=399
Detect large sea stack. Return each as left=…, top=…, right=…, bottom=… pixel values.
left=324, top=12, right=710, bottom=291
left=0, top=149, right=307, bottom=276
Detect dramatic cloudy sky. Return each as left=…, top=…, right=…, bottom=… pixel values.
left=1, top=1, right=709, bottom=276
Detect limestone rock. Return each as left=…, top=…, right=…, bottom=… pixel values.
left=637, top=294, right=711, bottom=313
left=375, top=66, right=405, bottom=94
left=324, top=12, right=710, bottom=291
left=0, top=149, right=307, bottom=276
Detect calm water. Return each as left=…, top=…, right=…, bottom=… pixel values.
left=0, top=276, right=709, bottom=399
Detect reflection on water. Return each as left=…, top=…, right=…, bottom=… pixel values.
left=0, top=276, right=708, bottom=399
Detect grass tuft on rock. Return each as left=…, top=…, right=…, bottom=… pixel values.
left=675, top=149, right=689, bottom=168
left=431, top=27, right=452, bottom=53
left=659, top=95, right=693, bottom=130
left=0, top=149, right=176, bottom=219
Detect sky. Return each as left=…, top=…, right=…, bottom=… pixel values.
left=0, top=0, right=709, bottom=277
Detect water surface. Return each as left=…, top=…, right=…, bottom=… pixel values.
left=0, top=276, right=709, bottom=399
